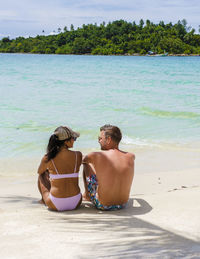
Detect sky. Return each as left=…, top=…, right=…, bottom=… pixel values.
left=0, top=0, right=200, bottom=39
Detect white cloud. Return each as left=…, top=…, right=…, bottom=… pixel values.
left=49, top=31, right=58, bottom=35
left=0, top=33, right=11, bottom=38
left=0, top=0, right=199, bottom=38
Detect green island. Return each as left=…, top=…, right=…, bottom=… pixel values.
left=1, top=19, right=200, bottom=55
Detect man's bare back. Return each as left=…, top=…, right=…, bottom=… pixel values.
left=83, top=125, right=135, bottom=210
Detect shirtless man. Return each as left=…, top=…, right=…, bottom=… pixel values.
left=83, top=124, right=135, bottom=210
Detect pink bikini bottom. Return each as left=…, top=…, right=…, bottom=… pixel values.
left=49, top=193, right=81, bottom=211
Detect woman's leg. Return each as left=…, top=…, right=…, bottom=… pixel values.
left=38, top=173, right=57, bottom=210
left=37, top=171, right=51, bottom=203
left=75, top=194, right=82, bottom=209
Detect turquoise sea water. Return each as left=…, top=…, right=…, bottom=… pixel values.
left=0, top=53, right=200, bottom=158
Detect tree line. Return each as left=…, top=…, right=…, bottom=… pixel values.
left=0, top=19, right=200, bottom=55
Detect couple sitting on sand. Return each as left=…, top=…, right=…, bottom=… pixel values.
left=38, top=124, right=135, bottom=211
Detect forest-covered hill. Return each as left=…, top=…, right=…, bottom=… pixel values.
left=1, top=19, right=200, bottom=55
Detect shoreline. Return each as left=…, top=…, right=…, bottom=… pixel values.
left=1, top=52, right=200, bottom=56
left=1, top=144, right=199, bottom=176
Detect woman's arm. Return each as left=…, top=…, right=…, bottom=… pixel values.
left=37, top=155, right=48, bottom=175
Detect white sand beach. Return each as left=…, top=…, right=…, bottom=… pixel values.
left=0, top=148, right=200, bottom=259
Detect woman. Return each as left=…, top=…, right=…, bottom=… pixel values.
left=37, top=126, right=82, bottom=211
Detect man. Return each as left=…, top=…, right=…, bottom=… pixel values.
left=83, top=124, right=135, bottom=210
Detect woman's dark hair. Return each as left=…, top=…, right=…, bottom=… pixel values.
left=46, top=134, right=66, bottom=161
left=100, top=124, right=122, bottom=144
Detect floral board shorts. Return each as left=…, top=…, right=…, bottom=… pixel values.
left=86, top=174, right=126, bottom=211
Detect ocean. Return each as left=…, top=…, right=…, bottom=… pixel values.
left=0, top=53, right=200, bottom=159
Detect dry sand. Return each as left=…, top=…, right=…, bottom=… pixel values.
left=0, top=148, right=200, bottom=258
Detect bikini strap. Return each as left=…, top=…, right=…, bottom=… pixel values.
left=51, top=159, right=59, bottom=174
left=74, top=152, right=77, bottom=173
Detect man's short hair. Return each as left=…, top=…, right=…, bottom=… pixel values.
left=100, top=124, right=122, bottom=144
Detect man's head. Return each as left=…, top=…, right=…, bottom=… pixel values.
left=99, top=124, right=122, bottom=150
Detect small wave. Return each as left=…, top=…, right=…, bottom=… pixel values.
left=14, top=122, right=55, bottom=132
left=0, top=104, right=25, bottom=112
left=122, top=135, right=156, bottom=147
left=112, top=108, right=129, bottom=112
left=13, top=142, right=39, bottom=152
left=140, top=107, right=200, bottom=119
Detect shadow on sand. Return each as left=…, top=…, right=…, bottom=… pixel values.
left=1, top=195, right=200, bottom=258
left=0, top=196, right=152, bottom=216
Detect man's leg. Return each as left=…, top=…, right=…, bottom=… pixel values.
left=82, top=164, right=125, bottom=211
left=82, top=163, right=95, bottom=201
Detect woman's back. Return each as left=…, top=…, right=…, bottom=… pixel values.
left=49, top=149, right=82, bottom=198
left=37, top=125, right=82, bottom=211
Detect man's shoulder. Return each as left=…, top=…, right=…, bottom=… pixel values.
left=126, top=152, right=135, bottom=160
left=119, top=150, right=135, bottom=159
left=87, top=151, right=102, bottom=157
left=83, top=151, right=102, bottom=164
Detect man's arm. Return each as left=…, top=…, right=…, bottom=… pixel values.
left=82, top=153, right=97, bottom=199
left=129, top=153, right=135, bottom=178
left=82, top=152, right=97, bottom=177
left=82, top=152, right=96, bottom=164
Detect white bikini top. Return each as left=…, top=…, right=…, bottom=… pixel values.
left=49, top=152, right=79, bottom=179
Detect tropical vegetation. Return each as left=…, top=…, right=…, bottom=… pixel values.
left=0, top=19, right=200, bottom=55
